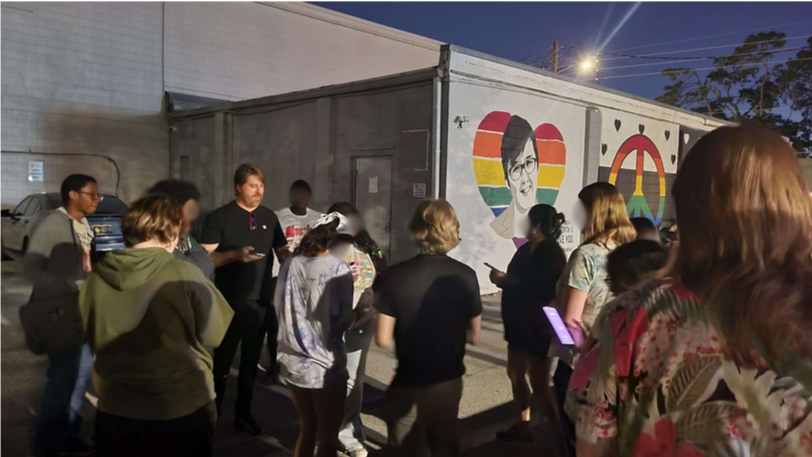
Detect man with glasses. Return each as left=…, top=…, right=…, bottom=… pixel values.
left=490, top=115, right=541, bottom=245
left=200, top=164, right=287, bottom=436
left=22, top=174, right=99, bottom=456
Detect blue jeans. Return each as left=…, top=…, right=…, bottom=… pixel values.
left=35, top=344, right=93, bottom=451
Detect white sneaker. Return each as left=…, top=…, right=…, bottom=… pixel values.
left=347, top=449, right=369, bottom=457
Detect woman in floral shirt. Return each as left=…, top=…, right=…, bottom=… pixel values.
left=567, top=126, right=812, bottom=457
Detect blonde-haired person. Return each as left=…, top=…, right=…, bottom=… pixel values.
left=374, top=199, right=482, bottom=456
left=568, top=126, right=812, bottom=456
left=80, top=194, right=234, bottom=457
left=551, top=181, right=635, bottom=455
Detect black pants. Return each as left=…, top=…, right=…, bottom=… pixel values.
left=385, top=377, right=464, bottom=457
left=95, top=401, right=216, bottom=457
left=553, top=361, right=575, bottom=457
left=213, top=299, right=266, bottom=417
left=264, top=290, right=278, bottom=371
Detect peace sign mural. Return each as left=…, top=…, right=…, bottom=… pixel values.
left=598, top=109, right=679, bottom=226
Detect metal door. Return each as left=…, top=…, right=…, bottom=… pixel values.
left=354, top=157, right=392, bottom=259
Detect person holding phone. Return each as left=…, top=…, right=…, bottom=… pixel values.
left=552, top=182, right=635, bottom=455
left=200, top=164, right=288, bottom=436
left=488, top=204, right=567, bottom=448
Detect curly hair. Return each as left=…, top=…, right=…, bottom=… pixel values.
left=408, top=200, right=460, bottom=255
left=294, top=219, right=340, bottom=257
left=123, top=194, right=184, bottom=248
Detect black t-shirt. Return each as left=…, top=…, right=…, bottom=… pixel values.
left=501, top=237, right=566, bottom=354
left=201, top=201, right=287, bottom=302
left=374, top=254, right=482, bottom=387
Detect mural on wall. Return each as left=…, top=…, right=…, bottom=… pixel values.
left=598, top=110, right=679, bottom=226
left=678, top=127, right=706, bottom=166
left=472, top=111, right=566, bottom=247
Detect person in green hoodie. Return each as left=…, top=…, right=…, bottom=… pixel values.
left=79, top=194, right=234, bottom=457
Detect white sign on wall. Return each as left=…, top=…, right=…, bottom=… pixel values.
left=412, top=182, right=426, bottom=198
left=28, top=161, right=44, bottom=182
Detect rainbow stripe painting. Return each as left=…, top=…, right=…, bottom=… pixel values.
left=472, top=111, right=566, bottom=217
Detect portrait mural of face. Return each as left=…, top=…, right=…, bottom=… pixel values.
left=473, top=111, right=566, bottom=247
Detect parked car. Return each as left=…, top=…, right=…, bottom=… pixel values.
left=1, top=193, right=127, bottom=261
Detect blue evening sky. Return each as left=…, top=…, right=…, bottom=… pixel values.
left=313, top=2, right=812, bottom=104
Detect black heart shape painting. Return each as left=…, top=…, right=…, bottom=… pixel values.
left=614, top=119, right=621, bottom=131
left=665, top=130, right=670, bottom=140
left=601, top=143, right=608, bottom=155
left=638, top=124, right=645, bottom=135
left=671, top=154, right=677, bottom=165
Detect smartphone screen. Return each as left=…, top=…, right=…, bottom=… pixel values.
left=543, top=306, right=575, bottom=346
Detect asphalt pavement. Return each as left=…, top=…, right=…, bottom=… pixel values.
left=1, top=260, right=563, bottom=456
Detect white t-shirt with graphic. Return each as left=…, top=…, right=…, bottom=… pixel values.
left=273, top=207, right=322, bottom=276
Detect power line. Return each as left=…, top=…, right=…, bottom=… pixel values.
left=579, top=56, right=812, bottom=81
left=594, top=35, right=812, bottom=63
left=598, top=46, right=807, bottom=71
left=605, top=20, right=812, bottom=53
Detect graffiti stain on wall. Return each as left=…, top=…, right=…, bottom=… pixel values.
left=472, top=111, right=566, bottom=247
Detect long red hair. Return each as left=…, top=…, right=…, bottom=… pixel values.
left=673, top=125, right=812, bottom=366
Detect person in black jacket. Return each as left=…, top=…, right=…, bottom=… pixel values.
left=487, top=204, right=567, bottom=448
left=147, top=180, right=215, bottom=279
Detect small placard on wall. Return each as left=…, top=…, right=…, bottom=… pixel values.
left=28, top=161, right=44, bottom=182
left=412, top=182, right=427, bottom=198
left=368, top=176, right=379, bottom=194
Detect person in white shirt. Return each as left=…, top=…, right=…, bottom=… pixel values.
left=275, top=180, right=322, bottom=256
left=263, top=180, right=323, bottom=382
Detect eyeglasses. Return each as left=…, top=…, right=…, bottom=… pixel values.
left=79, top=192, right=104, bottom=201
left=508, top=157, right=538, bottom=181
left=249, top=212, right=256, bottom=231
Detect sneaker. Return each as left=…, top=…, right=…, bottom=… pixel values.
left=496, top=423, right=533, bottom=448
left=235, top=414, right=263, bottom=436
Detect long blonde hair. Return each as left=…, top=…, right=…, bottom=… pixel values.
left=579, top=182, right=636, bottom=246
left=673, top=125, right=812, bottom=366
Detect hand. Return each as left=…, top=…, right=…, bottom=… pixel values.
left=566, top=322, right=586, bottom=350
left=238, top=246, right=264, bottom=263
left=489, top=268, right=506, bottom=286
left=82, top=251, right=92, bottom=273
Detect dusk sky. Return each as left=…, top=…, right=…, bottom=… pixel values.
left=314, top=2, right=812, bottom=105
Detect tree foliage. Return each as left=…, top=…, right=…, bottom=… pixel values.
left=655, top=32, right=812, bottom=152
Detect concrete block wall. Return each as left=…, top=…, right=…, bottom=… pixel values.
left=2, top=2, right=441, bottom=207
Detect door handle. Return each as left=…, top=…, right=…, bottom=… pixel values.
left=383, top=222, right=391, bottom=233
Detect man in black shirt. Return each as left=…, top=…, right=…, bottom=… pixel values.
left=375, top=200, right=482, bottom=456
left=201, top=164, right=288, bottom=436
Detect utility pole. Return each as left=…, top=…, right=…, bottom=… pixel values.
left=552, top=41, right=559, bottom=73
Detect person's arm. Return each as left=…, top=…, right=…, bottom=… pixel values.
left=376, top=314, right=396, bottom=348
left=20, top=215, right=80, bottom=290
left=466, top=270, right=483, bottom=345
left=188, top=275, right=235, bottom=348
left=467, top=315, right=482, bottom=345
left=272, top=222, right=290, bottom=264
left=176, top=236, right=215, bottom=278
left=561, top=248, right=594, bottom=328
left=330, top=266, right=355, bottom=335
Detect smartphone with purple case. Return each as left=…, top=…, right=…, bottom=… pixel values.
left=543, top=306, right=575, bottom=345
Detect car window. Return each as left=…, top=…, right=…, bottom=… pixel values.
left=25, top=199, right=42, bottom=217
left=96, top=196, right=127, bottom=215
left=14, top=197, right=33, bottom=216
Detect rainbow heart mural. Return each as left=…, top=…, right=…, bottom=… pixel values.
left=472, top=111, right=566, bottom=240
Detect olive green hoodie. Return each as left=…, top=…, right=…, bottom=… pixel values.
left=80, top=247, right=233, bottom=421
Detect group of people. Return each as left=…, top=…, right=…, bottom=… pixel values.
left=20, top=124, right=812, bottom=457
